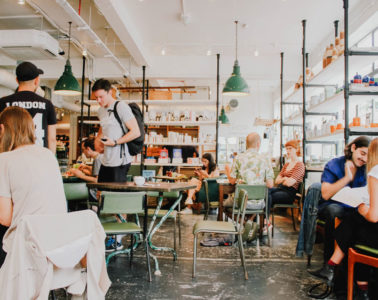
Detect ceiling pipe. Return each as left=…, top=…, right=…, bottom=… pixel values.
left=54, top=0, right=137, bottom=84
left=25, top=0, right=95, bottom=62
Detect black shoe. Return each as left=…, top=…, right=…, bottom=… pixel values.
left=308, top=264, right=335, bottom=284
left=356, top=288, right=369, bottom=300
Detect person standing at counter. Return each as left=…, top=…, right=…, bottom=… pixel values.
left=92, top=79, right=140, bottom=183
left=0, top=61, right=57, bottom=154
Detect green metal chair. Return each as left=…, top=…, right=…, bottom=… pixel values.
left=142, top=191, right=182, bottom=250
left=192, top=189, right=249, bottom=280
left=271, top=181, right=305, bottom=237
left=233, top=184, right=271, bottom=245
left=63, top=182, right=89, bottom=211
left=203, top=178, right=220, bottom=220
left=98, top=191, right=152, bottom=281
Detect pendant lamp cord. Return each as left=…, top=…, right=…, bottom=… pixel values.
left=235, top=20, right=238, bottom=61
left=68, top=21, right=72, bottom=60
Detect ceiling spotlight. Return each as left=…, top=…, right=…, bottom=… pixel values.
left=254, top=49, right=259, bottom=57
left=161, top=48, right=166, bottom=55
left=18, top=0, right=25, bottom=4
left=206, top=49, right=212, bottom=56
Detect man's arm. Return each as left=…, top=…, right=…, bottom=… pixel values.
left=0, top=196, right=12, bottom=227
left=225, top=164, right=237, bottom=185
left=47, top=124, right=57, bottom=154
left=69, top=169, right=97, bottom=183
left=321, top=160, right=356, bottom=200
left=102, top=118, right=140, bottom=147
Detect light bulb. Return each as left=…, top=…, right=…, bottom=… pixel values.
left=161, top=48, right=166, bottom=55
left=18, top=0, right=25, bottom=4
left=206, top=49, right=212, bottom=56
left=254, top=49, right=259, bottom=57
left=82, top=49, right=87, bottom=56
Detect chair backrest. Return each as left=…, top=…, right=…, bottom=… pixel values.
left=235, top=184, right=267, bottom=201
left=100, top=192, right=146, bottom=215
left=64, top=182, right=89, bottom=201
left=234, top=189, right=248, bottom=233
left=203, top=177, right=220, bottom=204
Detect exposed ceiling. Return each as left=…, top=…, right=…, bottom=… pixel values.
left=0, top=0, right=377, bottom=95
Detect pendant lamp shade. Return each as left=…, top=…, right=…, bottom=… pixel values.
left=54, top=22, right=81, bottom=96
left=222, top=60, right=249, bottom=96
left=219, top=106, right=230, bottom=124
left=223, top=21, right=249, bottom=96
left=54, top=59, right=81, bottom=95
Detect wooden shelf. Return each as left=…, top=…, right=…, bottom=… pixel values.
left=145, top=121, right=215, bottom=126
left=145, top=142, right=216, bottom=146
left=132, top=162, right=203, bottom=167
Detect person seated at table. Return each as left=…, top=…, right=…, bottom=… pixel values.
left=307, top=136, right=370, bottom=277
left=268, top=139, right=305, bottom=215
left=310, top=138, right=378, bottom=300
left=224, top=132, right=274, bottom=232
left=0, top=106, right=67, bottom=269
left=69, top=136, right=102, bottom=183
left=181, top=153, right=220, bottom=214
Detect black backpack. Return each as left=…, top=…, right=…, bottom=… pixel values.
left=113, top=101, right=145, bottom=156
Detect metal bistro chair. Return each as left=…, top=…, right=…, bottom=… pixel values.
left=347, top=245, right=378, bottom=300
left=271, top=181, right=305, bottom=237
left=63, top=182, right=89, bottom=211
left=192, top=189, right=249, bottom=280
left=98, top=191, right=152, bottom=282
left=233, top=184, right=271, bottom=245
left=203, top=178, right=220, bottom=220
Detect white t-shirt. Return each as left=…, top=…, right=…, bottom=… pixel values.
left=0, top=145, right=67, bottom=252
left=368, top=164, right=378, bottom=180
left=97, top=101, right=134, bottom=167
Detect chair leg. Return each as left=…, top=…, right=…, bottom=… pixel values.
left=173, top=215, right=177, bottom=252
left=347, top=249, right=355, bottom=300
left=238, top=233, right=248, bottom=280
left=272, top=207, right=275, bottom=237
left=145, top=237, right=152, bottom=282
left=130, top=234, right=134, bottom=268
left=178, top=210, right=182, bottom=247
left=49, top=290, right=57, bottom=300
left=192, top=234, right=198, bottom=278
left=291, top=208, right=296, bottom=231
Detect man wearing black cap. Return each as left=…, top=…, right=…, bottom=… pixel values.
left=0, top=61, right=57, bottom=153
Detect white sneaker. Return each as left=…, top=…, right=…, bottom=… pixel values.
left=181, top=207, right=193, bottom=214
left=262, top=223, right=273, bottom=236
left=185, top=198, right=193, bottom=205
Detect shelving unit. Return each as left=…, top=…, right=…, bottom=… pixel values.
left=343, top=0, right=378, bottom=142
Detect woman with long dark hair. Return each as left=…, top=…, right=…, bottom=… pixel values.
left=182, top=153, right=219, bottom=214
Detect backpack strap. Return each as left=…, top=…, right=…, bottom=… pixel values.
left=111, top=101, right=126, bottom=159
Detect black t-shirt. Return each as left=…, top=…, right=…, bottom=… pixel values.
left=0, top=91, right=57, bottom=148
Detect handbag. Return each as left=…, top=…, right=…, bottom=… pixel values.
left=246, top=199, right=265, bottom=210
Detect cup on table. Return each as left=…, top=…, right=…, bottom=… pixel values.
left=134, top=176, right=146, bottom=186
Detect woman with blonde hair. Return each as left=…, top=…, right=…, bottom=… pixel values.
left=268, top=139, right=305, bottom=214
left=311, top=138, right=378, bottom=298
left=0, top=106, right=66, bottom=268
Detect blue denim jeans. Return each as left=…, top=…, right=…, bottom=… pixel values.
left=295, top=182, right=322, bottom=257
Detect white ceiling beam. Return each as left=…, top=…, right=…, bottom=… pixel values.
left=94, top=0, right=151, bottom=67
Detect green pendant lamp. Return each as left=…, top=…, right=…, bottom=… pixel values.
left=222, top=20, right=249, bottom=96
left=54, top=22, right=81, bottom=96
left=219, top=106, right=230, bottom=124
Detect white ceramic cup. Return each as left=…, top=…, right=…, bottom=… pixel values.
left=134, top=176, right=145, bottom=186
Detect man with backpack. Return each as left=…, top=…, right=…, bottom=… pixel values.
left=92, top=78, right=142, bottom=183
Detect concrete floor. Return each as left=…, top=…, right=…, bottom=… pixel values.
left=102, top=211, right=335, bottom=300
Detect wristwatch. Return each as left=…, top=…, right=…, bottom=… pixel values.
left=113, top=140, right=118, bottom=147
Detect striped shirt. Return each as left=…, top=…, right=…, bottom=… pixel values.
left=279, top=161, right=305, bottom=190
